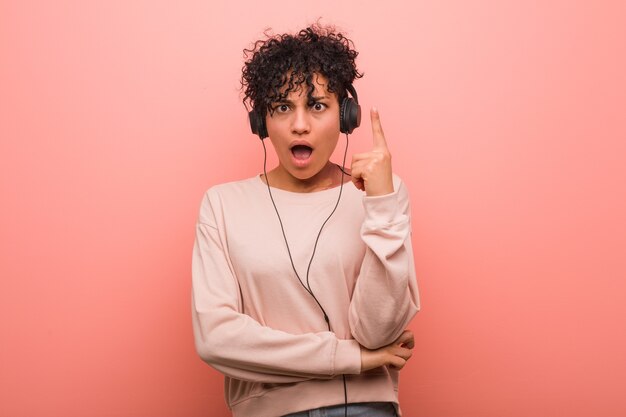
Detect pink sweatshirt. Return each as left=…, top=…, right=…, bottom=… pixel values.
left=191, top=173, right=420, bottom=417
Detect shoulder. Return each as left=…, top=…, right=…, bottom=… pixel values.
left=197, top=176, right=261, bottom=225
left=210, top=176, right=256, bottom=195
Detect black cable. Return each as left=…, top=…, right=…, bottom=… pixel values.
left=261, top=134, right=351, bottom=417
left=336, top=164, right=352, bottom=177
left=261, top=140, right=329, bottom=321
left=304, top=137, right=349, bottom=302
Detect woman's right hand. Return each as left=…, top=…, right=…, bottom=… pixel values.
left=360, top=330, right=415, bottom=372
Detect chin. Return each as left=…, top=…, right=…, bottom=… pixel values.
left=289, top=169, right=317, bottom=181
left=288, top=164, right=324, bottom=180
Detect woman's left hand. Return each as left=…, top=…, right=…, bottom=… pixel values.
left=351, top=108, right=394, bottom=196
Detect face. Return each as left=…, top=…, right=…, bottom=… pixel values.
left=265, top=73, right=341, bottom=183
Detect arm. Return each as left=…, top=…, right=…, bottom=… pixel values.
left=349, top=108, right=420, bottom=349
left=348, top=178, right=420, bottom=349
left=191, top=191, right=361, bottom=383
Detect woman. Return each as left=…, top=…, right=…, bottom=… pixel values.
left=192, top=24, right=420, bottom=417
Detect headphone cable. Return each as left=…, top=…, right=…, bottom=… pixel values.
left=261, top=134, right=351, bottom=417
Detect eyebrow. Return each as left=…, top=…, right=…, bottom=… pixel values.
left=274, top=95, right=329, bottom=104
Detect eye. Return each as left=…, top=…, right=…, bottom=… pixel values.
left=274, top=104, right=290, bottom=113
left=311, top=102, right=327, bottom=112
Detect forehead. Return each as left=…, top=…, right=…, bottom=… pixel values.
left=276, top=73, right=335, bottom=99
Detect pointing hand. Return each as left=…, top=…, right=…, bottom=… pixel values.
left=351, top=108, right=394, bottom=196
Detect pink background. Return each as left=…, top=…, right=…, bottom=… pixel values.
left=1, top=1, right=625, bottom=416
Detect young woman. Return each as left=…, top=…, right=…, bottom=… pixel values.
left=191, top=24, right=420, bottom=417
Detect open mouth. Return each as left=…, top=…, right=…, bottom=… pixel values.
left=290, top=144, right=313, bottom=160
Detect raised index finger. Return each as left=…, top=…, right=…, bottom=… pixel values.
left=371, top=107, right=388, bottom=150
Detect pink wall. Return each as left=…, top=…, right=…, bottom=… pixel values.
left=1, top=1, right=625, bottom=416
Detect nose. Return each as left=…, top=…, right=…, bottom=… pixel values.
left=290, top=107, right=310, bottom=135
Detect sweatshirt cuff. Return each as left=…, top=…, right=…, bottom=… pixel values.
left=334, top=339, right=361, bottom=375
left=362, top=190, right=400, bottom=225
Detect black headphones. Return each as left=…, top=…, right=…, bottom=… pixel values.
left=249, top=84, right=361, bottom=139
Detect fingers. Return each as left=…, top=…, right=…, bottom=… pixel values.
left=395, top=330, right=415, bottom=349
left=385, top=333, right=415, bottom=370
left=370, top=107, right=388, bottom=151
left=350, top=159, right=366, bottom=191
left=353, top=178, right=365, bottom=191
left=350, top=108, right=393, bottom=196
left=350, top=152, right=386, bottom=192
left=390, top=331, right=414, bottom=369
left=360, top=336, right=415, bottom=372
left=351, top=151, right=386, bottom=163
left=388, top=356, right=407, bottom=370
left=388, top=346, right=412, bottom=369
left=391, top=345, right=413, bottom=361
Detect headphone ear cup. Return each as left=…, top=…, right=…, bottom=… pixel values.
left=249, top=110, right=268, bottom=139
left=340, top=98, right=361, bottom=134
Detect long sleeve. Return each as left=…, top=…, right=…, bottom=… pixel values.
left=348, top=177, right=420, bottom=349
left=191, top=190, right=361, bottom=383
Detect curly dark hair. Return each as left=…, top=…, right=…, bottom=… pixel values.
left=241, top=24, right=363, bottom=117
